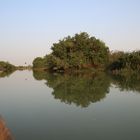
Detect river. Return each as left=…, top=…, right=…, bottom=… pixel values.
left=0, top=70, right=140, bottom=140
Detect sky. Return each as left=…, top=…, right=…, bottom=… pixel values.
left=0, top=0, right=140, bottom=65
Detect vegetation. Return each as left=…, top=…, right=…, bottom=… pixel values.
left=33, top=32, right=109, bottom=72
left=32, top=32, right=140, bottom=74
left=16, top=65, right=32, bottom=70
left=32, top=57, right=46, bottom=70
left=0, top=61, right=15, bottom=72
left=108, top=51, right=140, bottom=73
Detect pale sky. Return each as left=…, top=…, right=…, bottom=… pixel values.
left=0, top=0, right=140, bottom=65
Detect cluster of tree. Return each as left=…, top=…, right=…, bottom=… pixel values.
left=33, top=71, right=110, bottom=107
left=0, top=61, right=15, bottom=72
left=108, top=51, right=140, bottom=72
left=33, top=32, right=109, bottom=72
left=33, top=32, right=140, bottom=73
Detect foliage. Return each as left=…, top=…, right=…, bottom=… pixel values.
left=32, top=57, right=46, bottom=69
left=108, top=51, right=140, bottom=72
left=32, top=32, right=140, bottom=73
left=33, top=32, right=109, bottom=71
left=0, top=61, right=15, bottom=72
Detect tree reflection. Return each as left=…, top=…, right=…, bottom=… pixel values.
left=0, top=116, right=13, bottom=140
left=110, top=73, right=140, bottom=92
left=0, top=71, right=15, bottom=78
left=33, top=71, right=111, bottom=107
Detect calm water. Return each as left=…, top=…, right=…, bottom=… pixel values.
left=0, top=70, right=140, bottom=140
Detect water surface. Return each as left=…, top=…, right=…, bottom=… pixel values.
left=0, top=70, right=140, bottom=140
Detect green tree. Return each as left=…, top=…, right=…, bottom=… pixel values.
left=33, top=32, right=109, bottom=72
left=32, top=57, right=46, bottom=69
left=0, top=61, right=15, bottom=72
left=108, top=51, right=140, bottom=72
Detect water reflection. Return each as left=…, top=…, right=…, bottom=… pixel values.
left=33, top=71, right=111, bottom=107
left=0, top=71, right=15, bottom=78
left=0, top=70, right=140, bottom=140
left=111, top=73, right=140, bottom=92
left=0, top=116, right=13, bottom=140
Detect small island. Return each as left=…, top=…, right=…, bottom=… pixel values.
left=33, top=32, right=140, bottom=74
left=33, top=32, right=109, bottom=72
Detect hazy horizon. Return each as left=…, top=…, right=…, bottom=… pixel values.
left=0, top=0, right=140, bottom=65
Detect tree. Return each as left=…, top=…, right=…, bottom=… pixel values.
left=32, top=57, right=46, bottom=69
left=0, top=61, right=15, bottom=72
left=33, top=32, right=109, bottom=72
left=108, top=51, right=140, bottom=72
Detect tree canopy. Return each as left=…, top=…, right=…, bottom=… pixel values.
left=108, top=51, right=140, bottom=72
left=0, top=61, right=15, bottom=72
left=32, top=57, right=46, bottom=69
left=33, top=32, right=140, bottom=73
left=33, top=32, right=109, bottom=72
